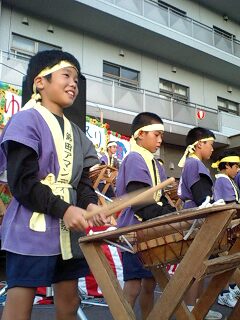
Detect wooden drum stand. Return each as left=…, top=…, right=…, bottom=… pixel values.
left=79, top=204, right=240, bottom=320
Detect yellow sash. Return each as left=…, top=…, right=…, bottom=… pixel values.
left=106, top=153, right=114, bottom=167
left=29, top=105, right=74, bottom=260
left=130, top=138, right=162, bottom=202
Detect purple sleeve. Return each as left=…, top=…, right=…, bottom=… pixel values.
left=116, top=152, right=152, bottom=197
left=124, top=152, right=152, bottom=186
left=0, top=110, right=40, bottom=156
left=0, top=110, right=41, bottom=176
left=156, top=161, right=167, bottom=181
left=100, top=154, right=107, bottom=165
left=234, top=173, right=240, bottom=189
left=178, top=157, right=212, bottom=205
left=182, top=158, right=208, bottom=189
left=214, top=177, right=237, bottom=202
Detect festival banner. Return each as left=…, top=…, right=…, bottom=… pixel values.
left=86, top=116, right=130, bottom=161
left=85, top=118, right=107, bottom=158
left=109, top=134, right=130, bottom=161
left=0, top=81, right=22, bottom=128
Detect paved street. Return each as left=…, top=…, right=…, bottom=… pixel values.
left=0, top=290, right=232, bottom=320
left=0, top=255, right=234, bottom=319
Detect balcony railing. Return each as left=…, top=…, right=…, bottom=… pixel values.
left=102, top=0, right=240, bottom=58
left=85, top=73, right=220, bottom=131
left=0, top=50, right=240, bottom=136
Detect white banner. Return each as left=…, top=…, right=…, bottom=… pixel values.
left=86, top=122, right=106, bottom=152
left=109, top=134, right=130, bottom=161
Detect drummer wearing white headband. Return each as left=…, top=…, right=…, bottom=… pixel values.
left=98, top=141, right=120, bottom=199
left=177, top=126, right=215, bottom=209
left=116, top=112, right=175, bottom=320
left=177, top=127, right=225, bottom=320
left=100, top=140, right=119, bottom=169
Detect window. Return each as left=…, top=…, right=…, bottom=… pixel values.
left=217, top=97, right=239, bottom=115
left=159, top=79, right=189, bottom=102
left=103, top=61, right=140, bottom=89
left=158, top=0, right=186, bottom=17
left=11, top=34, right=61, bottom=60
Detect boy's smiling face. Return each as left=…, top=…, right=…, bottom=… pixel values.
left=35, top=66, right=79, bottom=115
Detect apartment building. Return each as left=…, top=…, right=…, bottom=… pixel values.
left=0, top=0, right=240, bottom=178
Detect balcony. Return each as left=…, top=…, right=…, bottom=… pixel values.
left=0, top=50, right=237, bottom=146
left=86, top=73, right=240, bottom=141
left=4, top=0, right=240, bottom=58
left=102, top=0, right=240, bottom=58
left=3, top=0, right=240, bottom=87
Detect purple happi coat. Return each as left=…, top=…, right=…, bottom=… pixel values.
left=0, top=108, right=98, bottom=256
left=214, top=174, right=239, bottom=203
left=100, top=153, right=119, bottom=169
left=116, top=152, right=167, bottom=228
left=178, top=157, right=212, bottom=209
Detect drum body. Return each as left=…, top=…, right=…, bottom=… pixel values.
left=133, top=218, right=236, bottom=267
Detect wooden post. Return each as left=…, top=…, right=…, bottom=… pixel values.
left=150, top=266, right=195, bottom=320
left=79, top=204, right=240, bottom=320
left=193, top=238, right=240, bottom=319
left=80, top=242, right=135, bottom=320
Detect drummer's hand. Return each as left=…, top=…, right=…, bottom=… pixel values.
left=87, top=203, right=110, bottom=227
left=63, top=206, right=89, bottom=231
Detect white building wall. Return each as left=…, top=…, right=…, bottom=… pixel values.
left=0, top=6, right=12, bottom=50
left=1, top=3, right=240, bottom=113
left=82, top=36, right=142, bottom=76
left=141, top=55, right=159, bottom=92
left=0, top=6, right=84, bottom=65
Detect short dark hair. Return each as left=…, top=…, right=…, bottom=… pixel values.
left=131, top=112, right=163, bottom=136
left=186, top=127, right=215, bottom=146
left=216, top=150, right=239, bottom=170
left=26, top=50, right=81, bottom=95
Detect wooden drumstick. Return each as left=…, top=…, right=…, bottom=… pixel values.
left=83, top=177, right=175, bottom=220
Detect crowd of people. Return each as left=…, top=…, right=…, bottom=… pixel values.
left=0, top=49, right=239, bottom=320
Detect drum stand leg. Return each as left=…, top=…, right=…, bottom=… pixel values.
left=80, top=241, right=135, bottom=320
left=231, top=268, right=240, bottom=286
left=150, top=266, right=194, bottom=320
left=147, top=209, right=235, bottom=320
left=192, top=237, right=240, bottom=320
